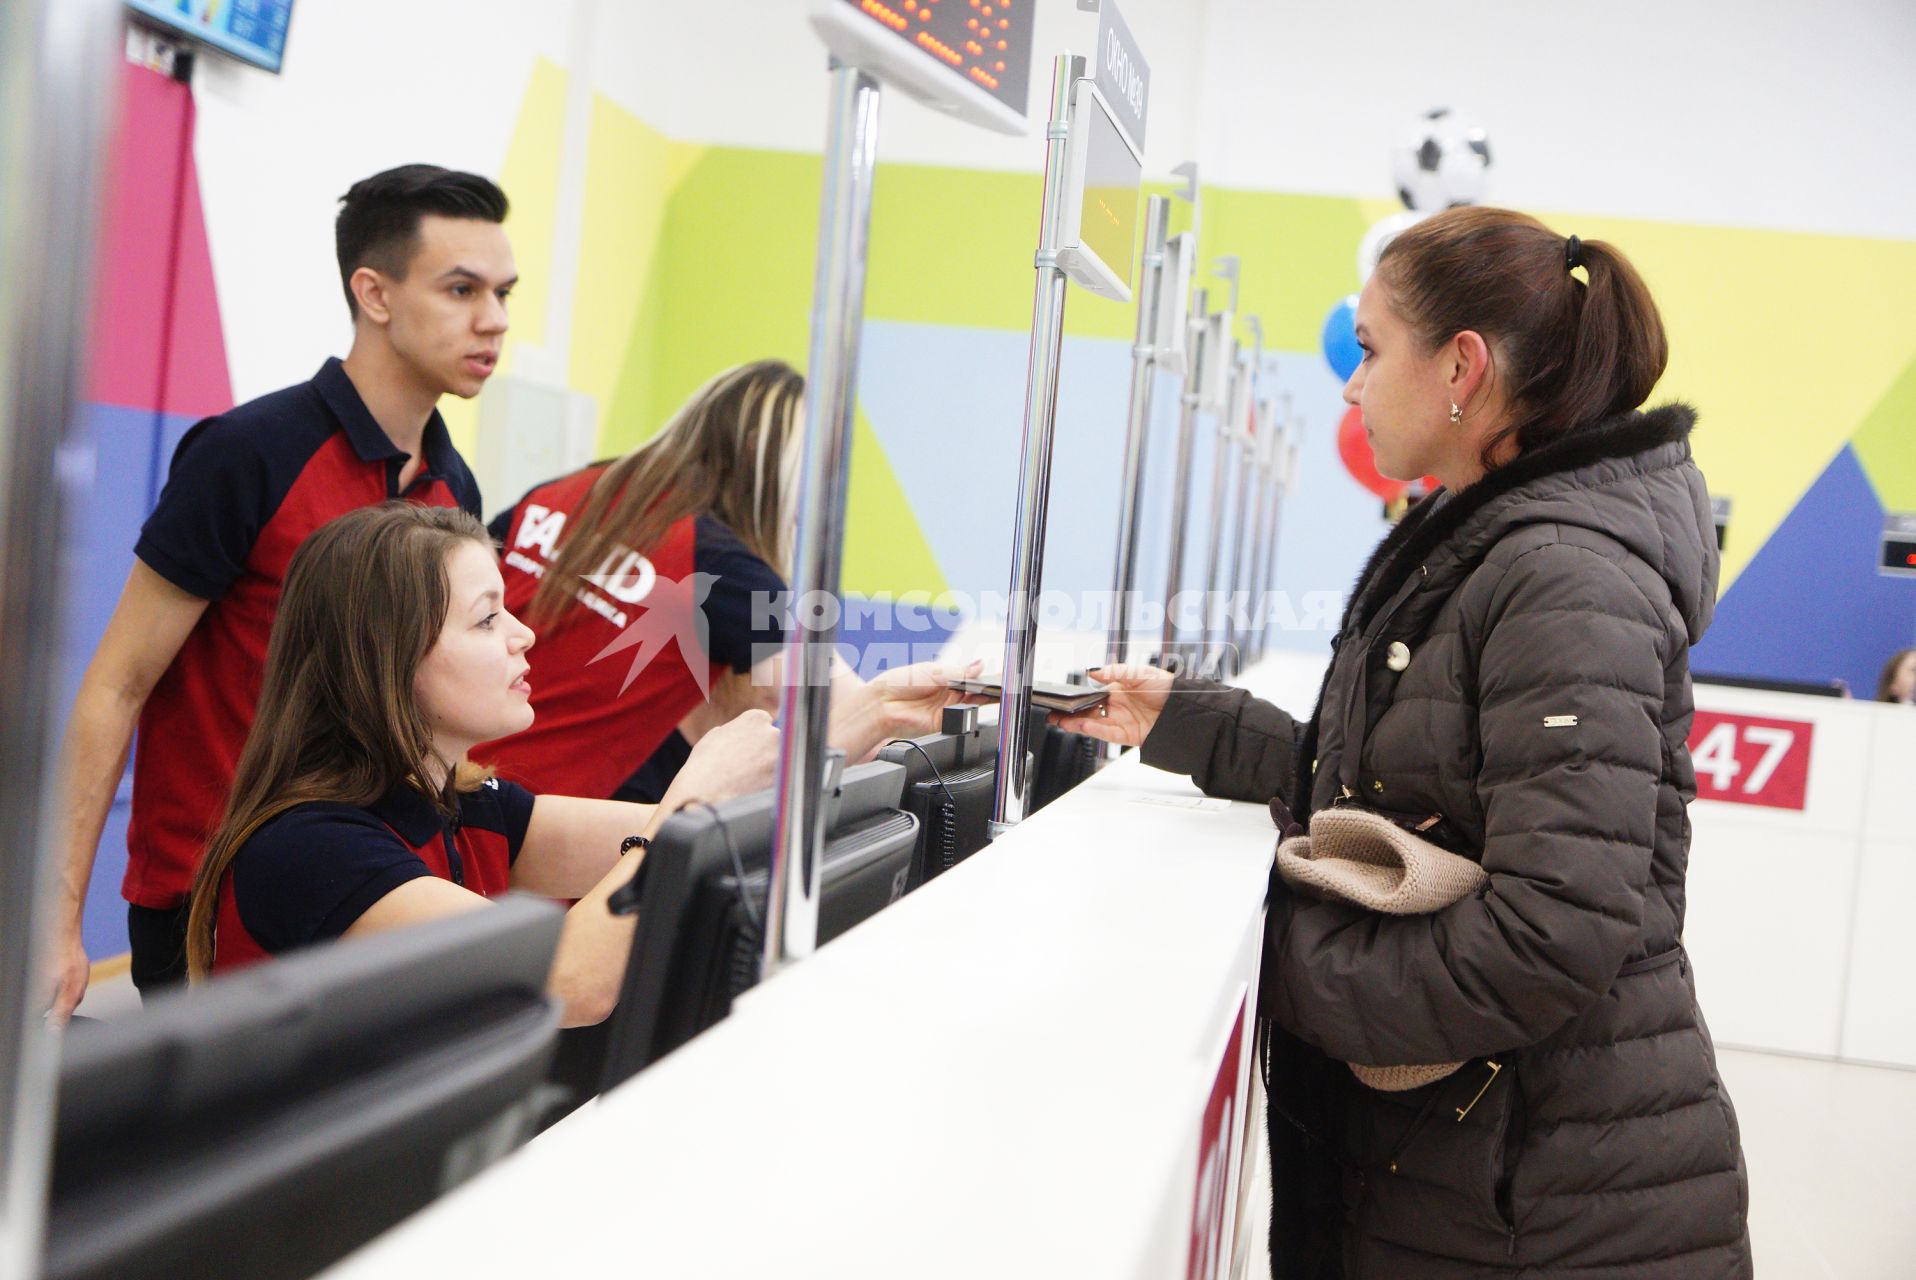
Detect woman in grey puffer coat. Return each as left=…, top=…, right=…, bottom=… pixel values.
left=1064, top=208, right=1751, bottom=1278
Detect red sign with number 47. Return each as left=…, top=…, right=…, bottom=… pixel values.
left=1687, top=710, right=1814, bottom=811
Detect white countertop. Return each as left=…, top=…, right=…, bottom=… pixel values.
left=322, top=749, right=1278, bottom=1279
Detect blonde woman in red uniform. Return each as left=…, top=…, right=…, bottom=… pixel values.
left=481, top=359, right=968, bottom=800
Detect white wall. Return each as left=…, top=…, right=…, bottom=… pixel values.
left=596, top=0, right=1916, bottom=241
left=183, top=0, right=1916, bottom=405
left=1189, top=0, right=1916, bottom=240
left=188, top=0, right=574, bottom=404
left=188, top=0, right=1196, bottom=405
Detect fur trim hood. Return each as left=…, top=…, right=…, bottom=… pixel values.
left=1345, top=402, right=1718, bottom=644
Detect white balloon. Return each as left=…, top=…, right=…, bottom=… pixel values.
left=1357, top=210, right=1424, bottom=283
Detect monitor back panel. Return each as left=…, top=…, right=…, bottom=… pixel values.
left=47, top=899, right=563, bottom=1280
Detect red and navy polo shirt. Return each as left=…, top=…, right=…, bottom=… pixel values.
left=213, top=776, right=534, bottom=973
left=475, top=464, right=785, bottom=798
left=127, top=357, right=481, bottom=910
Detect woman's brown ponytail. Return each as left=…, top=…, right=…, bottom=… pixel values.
left=1375, top=207, right=1669, bottom=467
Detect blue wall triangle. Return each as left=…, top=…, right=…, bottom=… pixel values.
left=1692, top=444, right=1916, bottom=696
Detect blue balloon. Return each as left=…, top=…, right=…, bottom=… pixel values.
left=1321, top=294, right=1362, bottom=382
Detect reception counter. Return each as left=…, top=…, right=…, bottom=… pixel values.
left=1676, top=682, right=1916, bottom=1068
left=322, top=748, right=1278, bottom=1279
left=319, top=656, right=1914, bottom=1279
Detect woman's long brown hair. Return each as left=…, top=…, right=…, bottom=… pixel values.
left=526, top=359, right=804, bottom=624
left=184, top=503, right=495, bottom=977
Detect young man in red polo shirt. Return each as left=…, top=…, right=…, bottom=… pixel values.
left=45, top=164, right=518, bottom=1017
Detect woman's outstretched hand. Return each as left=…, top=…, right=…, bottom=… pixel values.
left=832, top=658, right=985, bottom=762
left=1052, top=663, right=1175, bottom=747
left=870, top=657, right=983, bottom=734
left=662, top=708, right=781, bottom=810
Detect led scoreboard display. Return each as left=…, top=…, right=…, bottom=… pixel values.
left=839, top=0, right=1033, bottom=115
left=814, top=0, right=1034, bottom=133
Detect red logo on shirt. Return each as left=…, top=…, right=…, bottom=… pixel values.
left=510, top=502, right=716, bottom=696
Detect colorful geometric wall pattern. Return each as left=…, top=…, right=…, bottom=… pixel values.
left=56, top=57, right=1916, bottom=964
left=1692, top=444, right=1916, bottom=695
left=67, top=61, right=236, bottom=961
left=491, top=64, right=1916, bottom=684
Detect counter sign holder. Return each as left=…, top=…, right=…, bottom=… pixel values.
left=993, top=0, right=1151, bottom=830
left=1879, top=512, right=1916, bottom=578
left=763, top=0, right=1035, bottom=975
left=1105, top=177, right=1195, bottom=683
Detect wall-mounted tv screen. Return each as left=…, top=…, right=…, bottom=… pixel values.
left=126, top=0, right=296, bottom=74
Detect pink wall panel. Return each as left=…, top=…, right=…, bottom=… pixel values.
left=86, top=59, right=230, bottom=419
left=159, top=155, right=232, bottom=417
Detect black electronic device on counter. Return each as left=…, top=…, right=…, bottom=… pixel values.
left=595, top=758, right=918, bottom=1094
left=44, top=896, right=563, bottom=1280
left=880, top=704, right=1000, bottom=890
left=1033, top=722, right=1106, bottom=812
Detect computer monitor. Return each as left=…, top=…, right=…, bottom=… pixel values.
left=595, top=760, right=918, bottom=1093
left=1033, top=724, right=1104, bottom=813
left=879, top=705, right=999, bottom=890
left=44, top=895, right=564, bottom=1280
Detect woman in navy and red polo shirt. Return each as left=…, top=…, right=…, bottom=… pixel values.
left=480, top=359, right=968, bottom=803
left=182, top=502, right=778, bottom=1026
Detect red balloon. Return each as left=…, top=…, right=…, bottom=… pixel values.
left=1336, top=406, right=1408, bottom=502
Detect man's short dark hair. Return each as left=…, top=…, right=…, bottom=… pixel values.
left=334, top=164, right=509, bottom=316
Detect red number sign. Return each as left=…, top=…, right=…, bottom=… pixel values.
left=1687, top=710, right=1814, bottom=811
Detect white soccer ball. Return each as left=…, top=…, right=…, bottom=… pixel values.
left=1389, top=107, right=1493, bottom=212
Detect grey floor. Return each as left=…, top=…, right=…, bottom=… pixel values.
left=1716, top=1048, right=1916, bottom=1278
left=1241, top=1047, right=1916, bottom=1278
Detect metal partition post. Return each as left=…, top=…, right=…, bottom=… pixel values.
left=764, top=64, right=882, bottom=976
left=1221, top=326, right=1262, bottom=666
left=1106, top=195, right=1169, bottom=670
left=1199, top=355, right=1241, bottom=668
left=1243, top=394, right=1280, bottom=665
left=991, top=55, right=1080, bottom=832
left=1223, top=420, right=1255, bottom=665
left=1258, top=404, right=1300, bottom=659
left=0, top=1, right=117, bottom=1273
left=1242, top=436, right=1271, bottom=665
left=1159, top=288, right=1209, bottom=666
left=1250, top=395, right=1283, bottom=661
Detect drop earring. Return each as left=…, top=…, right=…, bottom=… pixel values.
left=1449, top=401, right=1463, bottom=425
